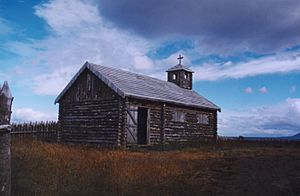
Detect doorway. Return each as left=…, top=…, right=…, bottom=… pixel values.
left=137, top=107, right=148, bottom=144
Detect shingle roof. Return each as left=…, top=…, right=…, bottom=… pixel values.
left=55, top=62, right=220, bottom=111
left=166, top=64, right=194, bottom=72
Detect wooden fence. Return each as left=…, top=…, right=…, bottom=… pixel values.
left=11, top=121, right=59, bottom=141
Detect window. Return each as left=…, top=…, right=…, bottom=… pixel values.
left=172, top=110, right=186, bottom=122
left=184, top=73, right=189, bottom=79
left=87, top=73, right=92, bottom=91
left=172, top=73, right=177, bottom=80
left=197, top=114, right=209, bottom=124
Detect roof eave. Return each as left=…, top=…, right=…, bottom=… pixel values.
left=166, top=69, right=194, bottom=73
left=166, top=64, right=194, bottom=73
left=126, top=94, right=220, bottom=111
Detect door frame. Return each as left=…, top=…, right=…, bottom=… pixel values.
left=137, top=107, right=150, bottom=145
left=126, top=105, right=150, bottom=145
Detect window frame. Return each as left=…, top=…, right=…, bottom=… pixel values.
left=197, top=113, right=209, bottom=125
left=172, top=110, right=186, bottom=122
left=172, top=73, right=177, bottom=80
left=184, top=73, right=189, bottom=79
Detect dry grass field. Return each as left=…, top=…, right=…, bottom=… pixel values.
left=12, top=138, right=300, bottom=196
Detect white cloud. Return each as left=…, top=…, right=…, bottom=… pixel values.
left=193, top=51, right=300, bottom=81
left=219, top=98, right=300, bottom=137
left=244, top=87, right=252, bottom=94
left=258, top=86, right=268, bottom=94
left=33, top=67, right=73, bottom=95
left=133, top=55, right=154, bottom=70
left=34, top=0, right=101, bottom=34
left=5, top=0, right=152, bottom=96
left=13, top=108, right=57, bottom=122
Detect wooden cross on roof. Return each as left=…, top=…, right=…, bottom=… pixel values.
left=177, top=54, right=184, bottom=65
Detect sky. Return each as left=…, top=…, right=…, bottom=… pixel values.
left=0, top=0, right=300, bottom=137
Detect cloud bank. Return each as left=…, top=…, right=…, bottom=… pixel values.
left=219, top=98, right=300, bottom=137
left=3, top=0, right=300, bottom=95
left=13, top=108, right=57, bottom=122
left=193, top=51, right=300, bottom=81
left=97, top=0, right=300, bottom=54
left=5, top=0, right=153, bottom=96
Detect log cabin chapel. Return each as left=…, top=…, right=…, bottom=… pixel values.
left=55, top=55, right=221, bottom=147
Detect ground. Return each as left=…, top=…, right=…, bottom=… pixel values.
left=12, top=138, right=300, bottom=196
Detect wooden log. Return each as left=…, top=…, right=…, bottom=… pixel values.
left=0, top=129, right=10, bottom=196
left=0, top=81, right=13, bottom=196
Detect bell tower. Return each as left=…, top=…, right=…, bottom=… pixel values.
left=166, top=55, right=194, bottom=90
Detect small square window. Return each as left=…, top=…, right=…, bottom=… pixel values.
left=172, top=111, right=185, bottom=122
left=184, top=73, right=189, bottom=79
left=197, top=114, right=209, bottom=124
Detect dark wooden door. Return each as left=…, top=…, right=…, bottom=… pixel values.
left=137, top=107, right=148, bottom=144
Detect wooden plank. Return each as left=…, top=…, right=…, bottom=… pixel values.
left=126, top=108, right=137, bottom=125
left=126, top=105, right=137, bottom=144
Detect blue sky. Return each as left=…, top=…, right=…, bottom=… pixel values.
left=0, top=0, right=300, bottom=137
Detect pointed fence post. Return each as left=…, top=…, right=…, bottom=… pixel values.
left=0, top=81, right=13, bottom=196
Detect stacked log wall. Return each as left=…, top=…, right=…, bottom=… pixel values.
left=164, top=105, right=217, bottom=142
left=127, top=98, right=217, bottom=145
left=59, top=69, right=122, bottom=146
left=126, top=98, right=162, bottom=145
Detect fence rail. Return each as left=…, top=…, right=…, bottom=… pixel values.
left=11, top=121, right=59, bottom=141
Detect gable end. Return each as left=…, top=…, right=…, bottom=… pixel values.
left=55, top=62, right=125, bottom=104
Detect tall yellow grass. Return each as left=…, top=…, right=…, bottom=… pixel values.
left=12, top=138, right=221, bottom=195
left=12, top=138, right=300, bottom=195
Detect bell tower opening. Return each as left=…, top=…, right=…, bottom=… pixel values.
left=166, top=55, right=194, bottom=90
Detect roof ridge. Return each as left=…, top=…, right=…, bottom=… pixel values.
left=89, top=62, right=170, bottom=83
left=55, top=61, right=220, bottom=111
left=88, top=62, right=198, bottom=92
